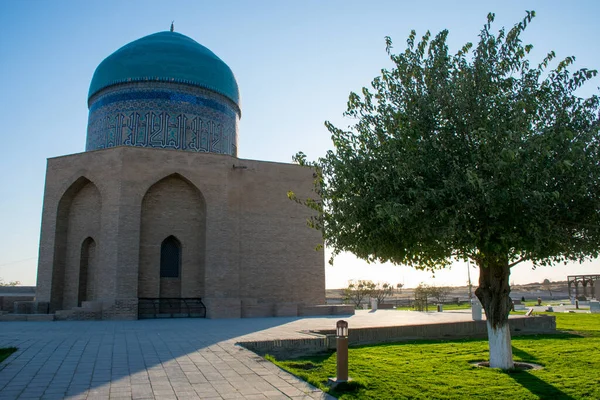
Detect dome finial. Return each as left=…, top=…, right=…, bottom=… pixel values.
left=170, top=21, right=174, bottom=32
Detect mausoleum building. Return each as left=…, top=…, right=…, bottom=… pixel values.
left=32, top=31, right=335, bottom=320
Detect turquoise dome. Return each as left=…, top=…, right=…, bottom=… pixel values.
left=88, top=31, right=240, bottom=107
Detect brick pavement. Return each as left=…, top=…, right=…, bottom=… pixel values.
left=0, top=310, right=477, bottom=399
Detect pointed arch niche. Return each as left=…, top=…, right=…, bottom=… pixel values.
left=138, top=174, right=206, bottom=299
left=51, top=177, right=101, bottom=311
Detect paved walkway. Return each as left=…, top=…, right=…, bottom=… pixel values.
left=0, top=310, right=477, bottom=400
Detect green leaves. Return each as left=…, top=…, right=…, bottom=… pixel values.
left=295, top=11, right=600, bottom=271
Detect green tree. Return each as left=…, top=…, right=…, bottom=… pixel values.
left=395, top=282, right=404, bottom=293
left=342, top=279, right=375, bottom=308
left=542, top=278, right=553, bottom=299
left=428, top=286, right=452, bottom=304
left=292, top=12, right=600, bottom=369
left=414, top=283, right=433, bottom=311
left=370, top=281, right=394, bottom=305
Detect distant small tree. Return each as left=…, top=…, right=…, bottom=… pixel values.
left=429, top=286, right=452, bottom=303
left=343, top=279, right=375, bottom=308
left=414, top=283, right=433, bottom=311
left=396, top=283, right=404, bottom=295
left=542, top=279, right=553, bottom=299
left=370, top=282, right=394, bottom=305
left=0, top=278, right=20, bottom=286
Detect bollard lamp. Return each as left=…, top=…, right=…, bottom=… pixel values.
left=336, top=320, right=348, bottom=338
left=328, top=320, right=350, bottom=386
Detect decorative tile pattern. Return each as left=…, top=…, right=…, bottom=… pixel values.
left=87, top=83, right=239, bottom=156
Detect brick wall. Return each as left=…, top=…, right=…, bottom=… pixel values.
left=62, top=182, right=101, bottom=309
left=138, top=175, right=205, bottom=298
left=36, top=146, right=326, bottom=319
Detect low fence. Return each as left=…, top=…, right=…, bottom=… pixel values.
left=138, top=298, right=206, bottom=319
left=1, top=296, right=36, bottom=312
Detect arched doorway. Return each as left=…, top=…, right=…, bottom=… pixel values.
left=138, top=174, right=206, bottom=300
left=159, top=235, right=182, bottom=297
left=78, top=237, right=96, bottom=306
left=51, top=177, right=101, bottom=311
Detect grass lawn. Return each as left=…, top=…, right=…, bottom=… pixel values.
left=0, top=347, right=17, bottom=364
left=520, top=299, right=572, bottom=307
left=270, top=313, right=600, bottom=399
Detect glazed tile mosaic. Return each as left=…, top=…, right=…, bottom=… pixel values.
left=87, top=84, right=239, bottom=156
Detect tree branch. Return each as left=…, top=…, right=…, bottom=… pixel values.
left=508, top=256, right=528, bottom=268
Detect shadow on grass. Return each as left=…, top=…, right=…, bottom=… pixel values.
left=346, top=331, right=585, bottom=351
left=508, top=345, right=575, bottom=400
left=511, top=345, right=540, bottom=362
left=507, top=370, right=575, bottom=400
left=513, top=332, right=585, bottom=341
left=328, top=379, right=368, bottom=397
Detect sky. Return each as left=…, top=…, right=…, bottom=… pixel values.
left=1, top=0, right=599, bottom=289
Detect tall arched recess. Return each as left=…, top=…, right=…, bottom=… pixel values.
left=138, top=174, right=206, bottom=299
left=51, top=177, right=102, bottom=312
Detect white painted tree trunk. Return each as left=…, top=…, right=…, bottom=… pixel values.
left=486, top=321, right=514, bottom=369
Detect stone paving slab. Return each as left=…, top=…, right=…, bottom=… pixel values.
left=0, top=310, right=490, bottom=399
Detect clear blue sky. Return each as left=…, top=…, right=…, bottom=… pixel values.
left=1, top=0, right=599, bottom=288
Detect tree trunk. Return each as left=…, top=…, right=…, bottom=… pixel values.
left=474, top=256, right=514, bottom=369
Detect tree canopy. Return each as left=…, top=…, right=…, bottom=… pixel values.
left=294, top=11, right=600, bottom=272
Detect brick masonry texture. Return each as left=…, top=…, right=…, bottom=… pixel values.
left=35, top=146, right=325, bottom=319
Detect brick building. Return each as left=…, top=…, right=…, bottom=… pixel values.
left=32, top=30, right=334, bottom=319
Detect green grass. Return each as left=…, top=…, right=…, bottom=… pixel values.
left=0, top=347, right=17, bottom=364
left=270, top=313, right=600, bottom=399
left=520, top=299, right=572, bottom=307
